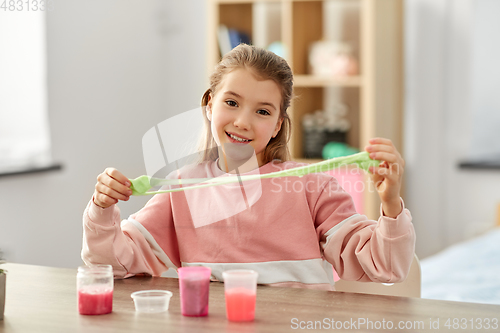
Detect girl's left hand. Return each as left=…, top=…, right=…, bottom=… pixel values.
left=365, top=138, right=405, bottom=218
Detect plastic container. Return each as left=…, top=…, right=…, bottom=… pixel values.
left=131, top=290, right=173, bottom=313
left=77, top=265, right=113, bottom=315
left=222, top=270, right=258, bottom=322
left=178, top=266, right=211, bottom=317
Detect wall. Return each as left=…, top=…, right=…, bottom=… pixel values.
left=0, top=0, right=207, bottom=268
left=405, top=0, right=500, bottom=259
left=0, top=10, right=51, bottom=171
left=469, top=0, right=500, bottom=158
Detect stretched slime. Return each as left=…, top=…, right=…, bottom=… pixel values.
left=129, top=151, right=379, bottom=196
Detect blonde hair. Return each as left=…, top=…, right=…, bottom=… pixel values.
left=199, top=44, right=293, bottom=164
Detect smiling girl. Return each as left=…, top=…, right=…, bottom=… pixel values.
left=83, top=44, right=415, bottom=290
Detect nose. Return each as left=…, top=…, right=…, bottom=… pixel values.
left=233, top=109, right=252, bottom=130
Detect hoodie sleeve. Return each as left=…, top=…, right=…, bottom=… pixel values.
left=81, top=193, right=181, bottom=278
left=314, top=178, right=416, bottom=283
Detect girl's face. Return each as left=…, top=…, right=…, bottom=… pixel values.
left=207, top=68, right=283, bottom=168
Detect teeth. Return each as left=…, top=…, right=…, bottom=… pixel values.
left=228, top=133, right=250, bottom=142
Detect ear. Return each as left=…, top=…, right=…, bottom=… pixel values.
left=206, top=93, right=213, bottom=121
left=272, top=117, right=284, bottom=138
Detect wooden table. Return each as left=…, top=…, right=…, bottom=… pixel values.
left=1, top=263, right=499, bottom=332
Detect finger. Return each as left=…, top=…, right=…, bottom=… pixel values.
left=378, top=160, right=404, bottom=175
left=96, top=182, right=131, bottom=201
left=365, top=144, right=398, bottom=155
left=98, top=173, right=132, bottom=196
left=373, top=178, right=386, bottom=191
left=105, top=168, right=130, bottom=187
left=369, top=167, right=400, bottom=186
left=96, top=183, right=130, bottom=201
left=369, top=166, right=392, bottom=176
left=367, top=139, right=404, bottom=163
left=94, top=192, right=118, bottom=207
left=389, top=160, right=404, bottom=173
left=368, top=152, right=399, bottom=164
left=379, top=155, right=404, bottom=173
left=398, top=157, right=406, bottom=169
left=368, top=171, right=386, bottom=190
left=378, top=161, right=404, bottom=173
left=369, top=170, right=384, bottom=184
left=371, top=162, right=403, bottom=178
left=368, top=137, right=393, bottom=146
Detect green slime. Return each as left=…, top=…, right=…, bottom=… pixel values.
left=129, top=151, right=379, bottom=196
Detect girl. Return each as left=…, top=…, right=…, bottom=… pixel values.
left=83, top=44, right=415, bottom=290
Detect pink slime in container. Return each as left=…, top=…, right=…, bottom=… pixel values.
left=78, top=288, right=113, bottom=315
left=222, top=270, right=258, bottom=322
left=178, top=267, right=211, bottom=317
left=225, top=287, right=256, bottom=322
left=77, top=265, right=113, bottom=315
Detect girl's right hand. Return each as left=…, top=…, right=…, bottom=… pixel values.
left=93, top=168, right=133, bottom=209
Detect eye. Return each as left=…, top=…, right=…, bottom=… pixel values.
left=257, top=109, right=271, bottom=116
left=225, top=100, right=238, bottom=107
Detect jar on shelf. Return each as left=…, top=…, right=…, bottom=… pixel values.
left=309, top=41, right=358, bottom=77
left=302, top=107, right=350, bottom=159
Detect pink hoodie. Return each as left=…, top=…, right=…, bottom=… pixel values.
left=82, top=160, right=415, bottom=290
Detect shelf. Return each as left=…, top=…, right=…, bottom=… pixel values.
left=294, top=74, right=362, bottom=87
left=458, top=159, right=500, bottom=170
left=208, top=0, right=404, bottom=219
left=214, top=0, right=323, bottom=3
left=0, top=163, right=63, bottom=178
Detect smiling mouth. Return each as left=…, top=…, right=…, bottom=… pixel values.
left=226, top=131, right=252, bottom=143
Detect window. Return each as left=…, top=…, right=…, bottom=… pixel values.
left=0, top=9, right=53, bottom=174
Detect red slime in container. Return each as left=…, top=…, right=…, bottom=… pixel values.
left=225, top=288, right=256, bottom=322
left=78, top=288, right=113, bottom=315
